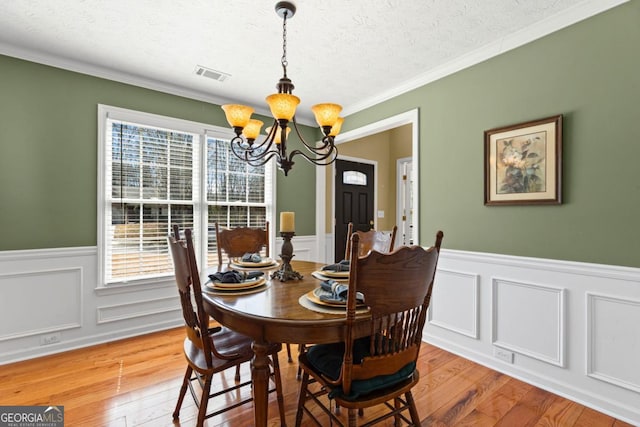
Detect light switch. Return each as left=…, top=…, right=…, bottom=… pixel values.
left=377, top=210, right=384, bottom=218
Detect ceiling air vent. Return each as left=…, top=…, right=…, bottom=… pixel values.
left=194, top=65, right=230, bottom=82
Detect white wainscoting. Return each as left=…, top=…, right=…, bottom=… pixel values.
left=274, top=234, right=318, bottom=263
left=0, top=247, right=182, bottom=364
left=491, top=278, right=566, bottom=367
left=2, top=242, right=639, bottom=424
left=0, top=267, right=83, bottom=341
left=426, top=249, right=640, bottom=425
left=428, top=269, right=479, bottom=339
left=0, top=235, right=320, bottom=365
left=586, top=293, right=640, bottom=394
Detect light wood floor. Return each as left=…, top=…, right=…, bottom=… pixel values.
left=0, top=328, right=632, bottom=426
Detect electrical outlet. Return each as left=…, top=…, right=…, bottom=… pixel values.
left=493, top=347, right=514, bottom=363
left=40, top=332, right=61, bottom=346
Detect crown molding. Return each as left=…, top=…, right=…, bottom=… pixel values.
left=0, top=0, right=627, bottom=124
left=341, top=0, right=629, bottom=117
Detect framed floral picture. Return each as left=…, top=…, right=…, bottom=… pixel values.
left=484, top=115, right=562, bottom=206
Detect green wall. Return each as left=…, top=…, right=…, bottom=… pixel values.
left=2, top=2, right=639, bottom=267
left=0, top=56, right=318, bottom=250
left=343, top=2, right=640, bottom=268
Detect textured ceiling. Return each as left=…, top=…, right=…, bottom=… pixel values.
left=0, top=0, right=625, bottom=123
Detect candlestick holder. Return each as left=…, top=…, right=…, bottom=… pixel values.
left=272, top=231, right=303, bottom=281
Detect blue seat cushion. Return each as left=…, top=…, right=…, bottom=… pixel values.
left=305, top=337, right=416, bottom=400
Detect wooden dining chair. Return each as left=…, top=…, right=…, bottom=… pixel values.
left=168, top=225, right=286, bottom=427
left=295, top=230, right=444, bottom=427
left=344, top=222, right=398, bottom=261
left=214, top=221, right=269, bottom=267
left=214, top=221, right=295, bottom=362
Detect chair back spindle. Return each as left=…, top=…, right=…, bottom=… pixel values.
left=295, top=230, right=444, bottom=426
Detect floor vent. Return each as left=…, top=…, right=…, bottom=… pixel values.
left=194, top=65, right=230, bottom=82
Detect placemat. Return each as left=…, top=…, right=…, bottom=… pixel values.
left=229, top=262, right=280, bottom=272
left=203, top=282, right=271, bottom=296
left=298, top=294, right=369, bottom=315
left=231, top=257, right=277, bottom=267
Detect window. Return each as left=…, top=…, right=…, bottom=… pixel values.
left=98, top=105, right=273, bottom=286
left=343, top=170, right=367, bottom=186
left=206, top=137, right=272, bottom=266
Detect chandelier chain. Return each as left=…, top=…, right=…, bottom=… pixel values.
left=281, top=11, right=288, bottom=75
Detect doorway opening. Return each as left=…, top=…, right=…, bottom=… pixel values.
left=315, top=109, right=419, bottom=263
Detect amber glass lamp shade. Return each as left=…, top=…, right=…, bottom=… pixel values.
left=328, top=117, right=344, bottom=137
left=311, top=103, right=342, bottom=128
left=221, top=104, right=254, bottom=128
left=266, top=125, right=291, bottom=144
left=242, top=119, right=264, bottom=140
left=265, top=94, right=300, bottom=121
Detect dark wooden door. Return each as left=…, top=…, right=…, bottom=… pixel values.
left=335, top=159, right=375, bottom=262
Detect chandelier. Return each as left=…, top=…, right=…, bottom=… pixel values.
left=221, top=1, right=344, bottom=176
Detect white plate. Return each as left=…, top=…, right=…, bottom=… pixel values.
left=207, top=276, right=265, bottom=289
left=231, top=257, right=277, bottom=267
left=203, top=282, right=271, bottom=296
left=304, top=287, right=366, bottom=308
left=311, top=271, right=348, bottom=282
left=317, top=267, right=350, bottom=278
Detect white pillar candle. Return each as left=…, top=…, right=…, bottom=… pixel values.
left=280, top=212, right=295, bottom=232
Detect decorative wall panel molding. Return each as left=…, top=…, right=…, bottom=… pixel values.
left=0, top=267, right=83, bottom=341
left=97, top=296, right=181, bottom=324
left=424, top=248, right=640, bottom=425
left=0, top=246, right=181, bottom=364
left=428, top=269, right=479, bottom=338
left=587, top=293, right=640, bottom=393
left=492, top=278, right=565, bottom=367
left=2, top=244, right=639, bottom=424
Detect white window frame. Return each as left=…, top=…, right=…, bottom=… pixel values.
left=97, top=104, right=275, bottom=287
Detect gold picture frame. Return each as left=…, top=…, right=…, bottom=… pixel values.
left=484, top=115, right=562, bottom=206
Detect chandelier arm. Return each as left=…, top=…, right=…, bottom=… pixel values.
left=228, top=121, right=280, bottom=164
left=229, top=138, right=274, bottom=166
left=242, top=123, right=278, bottom=152
left=228, top=135, right=259, bottom=160
left=289, top=119, right=323, bottom=151
left=229, top=139, right=280, bottom=167
left=230, top=144, right=280, bottom=167
left=287, top=147, right=338, bottom=166
left=243, top=150, right=281, bottom=168
left=289, top=120, right=337, bottom=159
left=295, top=139, right=336, bottom=163
left=230, top=144, right=256, bottom=166
left=312, top=137, right=333, bottom=150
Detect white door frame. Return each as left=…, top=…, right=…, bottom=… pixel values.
left=315, top=108, right=420, bottom=262
left=396, top=156, right=414, bottom=246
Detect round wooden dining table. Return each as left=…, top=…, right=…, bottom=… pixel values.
left=202, top=260, right=369, bottom=427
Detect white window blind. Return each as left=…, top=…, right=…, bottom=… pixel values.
left=98, top=105, right=273, bottom=286
left=206, top=137, right=271, bottom=266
